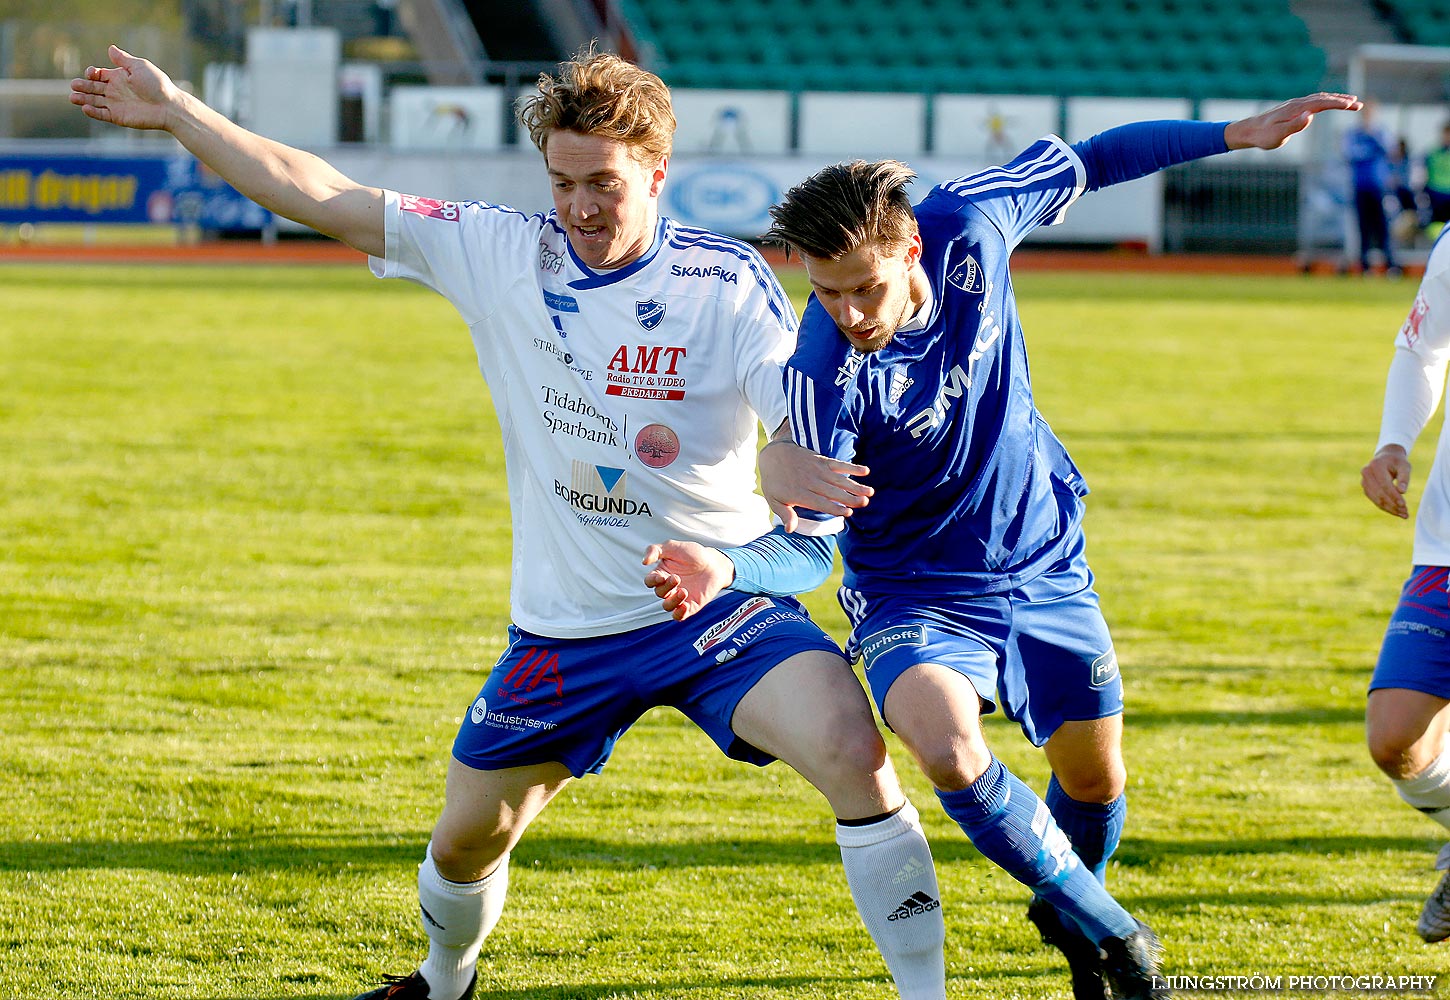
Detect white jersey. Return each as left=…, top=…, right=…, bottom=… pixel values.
left=369, top=191, right=795, bottom=637
left=1376, top=229, right=1450, bottom=565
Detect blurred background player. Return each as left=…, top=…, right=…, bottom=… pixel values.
left=70, top=44, right=948, bottom=1000
left=1344, top=99, right=1402, bottom=276
left=1389, top=137, right=1424, bottom=246
left=1424, top=121, right=1450, bottom=234
left=1359, top=224, right=1450, bottom=946
left=751, top=93, right=1362, bottom=999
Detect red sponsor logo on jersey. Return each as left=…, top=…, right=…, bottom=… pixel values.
left=399, top=194, right=461, bottom=221
left=609, top=344, right=687, bottom=374
left=635, top=423, right=680, bottom=468
left=606, top=344, right=688, bottom=400
left=497, top=646, right=564, bottom=706
left=693, top=597, right=774, bottom=655
left=607, top=385, right=685, bottom=400
left=1403, top=292, right=1430, bottom=347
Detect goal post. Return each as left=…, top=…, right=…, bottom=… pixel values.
left=1348, top=43, right=1450, bottom=106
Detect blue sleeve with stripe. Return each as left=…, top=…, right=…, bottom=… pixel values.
left=930, top=137, right=1084, bottom=248
left=783, top=348, right=860, bottom=531
left=785, top=331, right=860, bottom=463
left=1073, top=119, right=1229, bottom=191
left=724, top=525, right=837, bottom=595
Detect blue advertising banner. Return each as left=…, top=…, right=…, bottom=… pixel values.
left=0, top=153, right=269, bottom=229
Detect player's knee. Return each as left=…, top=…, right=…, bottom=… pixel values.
left=1367, top=725, right=1424, bottom=779
left=808, top=705, right=890, bottom=781
left=911, top=738, right=990, bottom=792
left=429, top=820, right=512, bottom=880
left=1053, top=763, right=1126, bottom=803
left=835, top=719, right=891, bottom=774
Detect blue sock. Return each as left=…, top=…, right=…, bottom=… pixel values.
left=1046, top=773, right=1126, bottom=885
left=937, top=756, right=1136, bottom=944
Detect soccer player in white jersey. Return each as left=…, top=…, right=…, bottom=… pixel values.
left=71, top=47, right=950, bottom=1000
left=648, top=93, right=1362, bottom=999
left=1361, top=225, right=1450, bottom=946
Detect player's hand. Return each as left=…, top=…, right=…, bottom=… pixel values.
left=70, top=45, right=177, bottom=131
left=643, top=540, right=735, bottom=621
left=1224, top=92, right=1363, bottom=151
left=759, top=440, right=871, bottom=533
left=1362, top=445, right=1412, bottom=519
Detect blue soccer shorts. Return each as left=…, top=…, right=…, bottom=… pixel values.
left=1371, top=565, right=1450, bottom=699
left=839, top=533, right=1123, bottom=747
left=453, top=591, right=843, bottom=777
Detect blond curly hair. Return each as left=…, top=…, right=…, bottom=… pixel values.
left=519, top=48, right=675, bottom=164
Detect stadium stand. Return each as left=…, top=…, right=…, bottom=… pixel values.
left=1376, top=0, right=1450, bottom=46
left=621, top=0, right=1329, bottom=99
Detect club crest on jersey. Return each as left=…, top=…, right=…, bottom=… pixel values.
left=948, top=252, right=985, bottom=293
left=636, top=299, right=666, bottom=330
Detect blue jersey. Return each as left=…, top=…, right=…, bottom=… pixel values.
left=785, top=123, right=1228, bottom=597
left=1344, top=123, right=1393, bottom=193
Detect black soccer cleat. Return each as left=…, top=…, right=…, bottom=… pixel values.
left=1026, top=897, right=1111, bottom=1000
left=1100, top=919, right=1169, bottom=999
left=1417, top=842, right=1450, bottom=943
left=351, top=970, right=477, bottom=1000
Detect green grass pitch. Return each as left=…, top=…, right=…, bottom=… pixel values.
left=1, top=260, right=1443, bottom=998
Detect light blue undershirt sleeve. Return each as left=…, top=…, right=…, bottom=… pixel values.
left=1074, top=119, right=1230, bottom=191
left=723, top=525, right=837, bottom=596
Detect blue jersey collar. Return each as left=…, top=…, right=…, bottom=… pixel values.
left=566, top=217, right=667, bottom=290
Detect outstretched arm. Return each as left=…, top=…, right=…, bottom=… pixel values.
left=1223, top=92, right=1362, bottom=150
left=70, top=45, right=384, bottom=256
left=1077, top=92, right=1362, bottom=191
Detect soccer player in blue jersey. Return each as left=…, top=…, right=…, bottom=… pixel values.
left=762, top=93, right=1367, bottom=999
left=646, top=92, right=1361, bottom=999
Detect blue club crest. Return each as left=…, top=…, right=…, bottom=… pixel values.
left=635, top=299, right=666, bottom=330
left=947, top=253, right=984, bottom=293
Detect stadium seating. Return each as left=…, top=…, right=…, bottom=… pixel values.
left=622, top=0, right=1329, bottom=100
left=1378, top=0, right=1450, bottom=45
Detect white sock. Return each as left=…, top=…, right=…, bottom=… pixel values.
left=415, top=845, right=509, bottom=1000
left=1393, top=746, right=1450, bottom=830
left=836, top=800, right=947, bottom=1000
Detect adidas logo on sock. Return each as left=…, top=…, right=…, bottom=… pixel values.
left=892, top=857, right=928, bottom=884
left=886, top=890, right=941, bottom=921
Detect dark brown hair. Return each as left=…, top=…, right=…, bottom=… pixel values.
left=765, top=160, right=918, bottom=260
